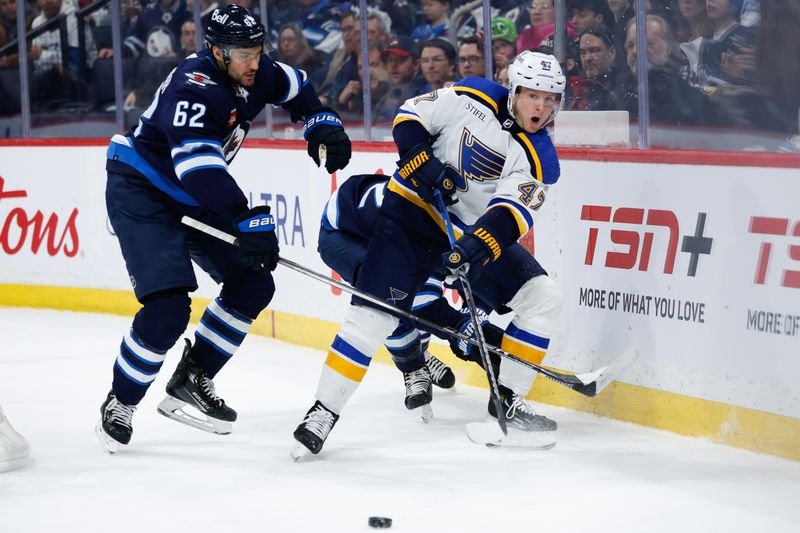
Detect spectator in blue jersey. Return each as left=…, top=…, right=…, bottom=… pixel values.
left=116, top=0, right=190, bottom=59
left=298, top=0, right=345, bottom=55
left=411, top=0, right=451, bottom=42
left=95, top=5, right=352, bottom=454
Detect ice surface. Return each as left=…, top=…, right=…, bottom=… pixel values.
left=1, top=308, right=799, bottom=533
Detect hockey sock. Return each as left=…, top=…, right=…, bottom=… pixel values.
left=113, top=292, right=191, bottom=405
left=316, top=305, right=396, bottom=413
left=190, top=298, right=254, bottom=379
left=385, top=323, right=426, bottom=373
left=498, top=321, right=550, bottom=394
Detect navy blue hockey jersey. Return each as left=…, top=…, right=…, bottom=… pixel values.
left=107, top=49, right=321, bottom=219
left=321, top=174, right=388, bottom=243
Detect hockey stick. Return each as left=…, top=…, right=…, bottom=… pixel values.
left=180, top=215, right=635, bottom=397
left=433, top=190, right=507, bottom=435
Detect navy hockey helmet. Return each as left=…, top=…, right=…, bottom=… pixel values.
left=205, top=5, right=266, bottom=52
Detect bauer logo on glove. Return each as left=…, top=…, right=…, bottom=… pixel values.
left=237, top=212, right=275, bottom=232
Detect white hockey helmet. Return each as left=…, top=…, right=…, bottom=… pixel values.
left=507, top=50, right=566, bottom=129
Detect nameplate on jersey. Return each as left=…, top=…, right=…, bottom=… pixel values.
left=185, top=71, right=217, bottom=88
left=237, top=213, right=275, bottom=233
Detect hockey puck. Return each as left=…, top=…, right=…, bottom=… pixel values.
left=368, top=516, right=392, bottom=528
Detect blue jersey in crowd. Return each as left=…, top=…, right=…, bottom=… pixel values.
left=107, top=49, right=320, bottom=219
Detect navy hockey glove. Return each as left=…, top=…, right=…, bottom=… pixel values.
left=396, top=144, right=457, bottom=205
left=232, top=206, right=280, bottom=272
left=304, top=107, right=352, bottom=174
left=442, top=226, right=503, bottom=282
left=449, top=307, right=504, bottom=362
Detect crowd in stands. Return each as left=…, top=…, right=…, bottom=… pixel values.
left=0, top=0, right=798, bottom=149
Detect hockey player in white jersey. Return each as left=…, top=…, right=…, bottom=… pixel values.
left=293, top=50, right=566, bottom=457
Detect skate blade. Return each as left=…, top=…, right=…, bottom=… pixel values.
left=419, top=404, right=433, bottom=424
left=290, top=442, right=313, bottom=462
left=156, top=396, right=232, bottom=435
left=94, top=420, right=121, bottom=454
left=466, top=422, right=557, bottom=450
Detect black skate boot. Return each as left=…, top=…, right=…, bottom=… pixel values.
left=489, top=386, right=558, bottom=433
left=403, top=365, right=434, bottom=423
left=291, top=400, right=340, bottom=460
left=156, top=339, right=237, bottom=435
left=95, top=391, right=137, bottom=454
left=424, top=351, right=455, bottom=389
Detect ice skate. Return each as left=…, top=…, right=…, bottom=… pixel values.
left=95, top=391, right=136, bottom=454
left=424, top=351, right=455, bottom=389
left=157, top=340, right=237, bottom=435
left=1, top=405, right=31, bottom=471
left=403, top=365, right=433, bottom=423
left=291, top=400, right=340, bottom=460
left=466, top=390, right=557, bottom=450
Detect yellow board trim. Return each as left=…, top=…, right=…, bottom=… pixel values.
left=2, top=283, right=799, bottom=462
left=324, top=351, right=367, bottom=382
left=454, top=86, right=499, bottom=114
left=500, top=337, right=546, bottom=366
left=515, top=132, right=543, bottom=180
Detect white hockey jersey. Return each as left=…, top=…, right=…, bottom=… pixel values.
left=387, top=76, right=560, bottom=241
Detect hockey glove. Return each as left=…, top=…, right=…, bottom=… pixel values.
left=396, top=144, right=457, bottom=205
left=442, top=226, right=503, bottom=283
left=303, top=106, right=352, bottom=174
left=231, top=206, right=280, bottom=271
left=449, top=307, right=504, bottom=364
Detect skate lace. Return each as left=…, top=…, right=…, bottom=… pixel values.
left=197, top=373, right=224, bottom=407
left=505, top=395, right=536, bottom=420
left=304, top=405, right=335, bottom=438
left=404, top=367, right=430, bottom=396
left=424, top=352, right=449, bottom=383
left=107, top=397, right=136, bottom=429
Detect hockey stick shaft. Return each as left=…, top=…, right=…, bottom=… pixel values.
left=180, top=215, right=615, bottom=396
left=434, top=190, right=507, bottom=434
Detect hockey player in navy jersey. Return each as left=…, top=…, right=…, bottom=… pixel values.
left=95, top=5, right=352, bottom=453
left=318, top=173, right=458, bottom=415
left=293, top=51, right=566, bottom=456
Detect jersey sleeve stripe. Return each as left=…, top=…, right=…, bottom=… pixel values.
left=322, top=190, right=341, bottom=230
left=453, top=86, right=499, bottom=114
left=275, top=62, right=302, bottom=104
left=174, top=153, right=228, bottom=180
left=387, top=178, right=465, bottom=239
left=170, top=140, right=223, bottom=159
left=392, top=114, right=424, bottom=129
left=514, top=132, right=543, bottom=180
left=487, top=198, right=534, bottom=235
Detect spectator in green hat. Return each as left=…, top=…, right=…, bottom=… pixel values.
left=491, top=16, right=517, bottom=76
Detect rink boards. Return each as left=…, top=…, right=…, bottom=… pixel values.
left=0, top=140, right=798, bottom=460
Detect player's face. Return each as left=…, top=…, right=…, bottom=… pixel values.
left=513, top=87, right=558, bottom=133
left=226, top=46, right=262, bottom=87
